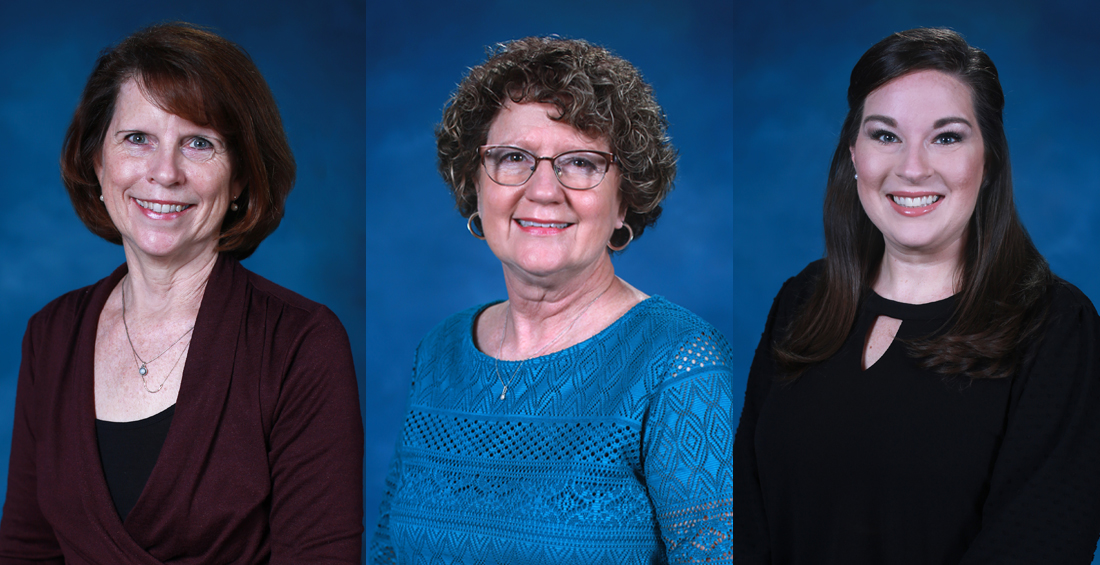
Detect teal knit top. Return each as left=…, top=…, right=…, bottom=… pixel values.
left=370, top=297, right=734, bottom=564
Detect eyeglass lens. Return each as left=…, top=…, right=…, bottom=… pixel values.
left=483, top=147, right=610, bottom=189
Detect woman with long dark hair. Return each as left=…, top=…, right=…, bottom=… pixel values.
left=733, top=28, right=1100, bottom=563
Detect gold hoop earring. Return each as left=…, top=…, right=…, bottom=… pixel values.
left=607, top=223, right=634, bottom=251
left=467, top=212, right=486, bottom=240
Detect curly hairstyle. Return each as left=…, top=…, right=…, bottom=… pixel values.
left=436, top=36, right=677, bottom=248
left=61, top=22, right=295, bottom=260
left=775, top=28, right=1052, bottom=381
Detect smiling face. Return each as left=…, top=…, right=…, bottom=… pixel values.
left=477, top=101, right=624, bottom=285
left=95, top=79, right=238, bottom=267
left=851, top=69, right=984, bottom=265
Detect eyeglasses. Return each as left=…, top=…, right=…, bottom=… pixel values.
left=479, top=145, right=618, bottom=190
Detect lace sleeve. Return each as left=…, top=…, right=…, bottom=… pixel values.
left=644, top=328, right=734, bottom=563
left=368, top=452, right=401, bottom=564
left=368, top=352, right=418, bottom=565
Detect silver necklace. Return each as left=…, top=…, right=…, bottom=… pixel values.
left=120, top=279, right=194, bottom=392
left=494, top=285, right=609, bottom=400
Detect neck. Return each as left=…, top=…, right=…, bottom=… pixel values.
left=499, top=256, right=621, bottom=359
left=121, top=246, right=218, bottom=318
left=873, top=244, right=963, bottom=304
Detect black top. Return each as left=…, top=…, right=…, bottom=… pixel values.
left=95, top=405, right=175, bottom=522
left=733, top=261, right=1100, bottom=564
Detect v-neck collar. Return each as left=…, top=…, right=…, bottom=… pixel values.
left=75, top=254, right=245, bottom=561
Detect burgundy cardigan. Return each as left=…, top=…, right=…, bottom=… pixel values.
left=0, top=255, right=363, bottom=564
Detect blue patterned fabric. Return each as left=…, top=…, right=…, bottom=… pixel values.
left=371, top=297, right=734, bottom=564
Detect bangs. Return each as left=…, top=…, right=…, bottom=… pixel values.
left=134, top=71, right=225, bottom=136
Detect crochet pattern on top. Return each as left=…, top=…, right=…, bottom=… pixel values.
left=371, top=297, right=734, bottom=564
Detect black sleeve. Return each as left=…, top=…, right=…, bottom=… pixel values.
left=732, top=265, right=814, bottom=564
left=960, top=282, right=1100, bottom=563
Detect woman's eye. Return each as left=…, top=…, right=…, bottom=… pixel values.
left=188, top=137, right=214, bottom=150
left=124, top=133, right=148, bottom=144
left=569, top=157, right=596, bottom=171
left=934, top=132, right=963, bottom=145
left=491, top=150, right=533, bottom=168
left=871, top=130, right=898, bottom=144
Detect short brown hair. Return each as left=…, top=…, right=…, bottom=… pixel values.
left=61, top=22, right=295, bottom=260
left=437, top=36, right=677, bottom=246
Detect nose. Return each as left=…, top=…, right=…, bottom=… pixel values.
left=897, top=143, right=932, bottom=184
left=148, top=145, right=184, bottom=187
left=522, top=158, right=565, bottom=203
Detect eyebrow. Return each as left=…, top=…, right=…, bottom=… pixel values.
left=863, top=114, right=896, bottom=127
left=933, top=117, right=973, bottom=129
left=862, top=114, right=973, bottom=129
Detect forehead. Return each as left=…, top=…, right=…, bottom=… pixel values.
left=108, top=78, right=219, bottom=137
left=863, top=69, right=977, bottom=122
left=110, top=79, right=159, bottom=124
left=486, top=101, right=608, bottom=151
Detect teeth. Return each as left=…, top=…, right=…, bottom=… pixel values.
left=135, top=199, right=190, bottom=214
left=517, top=219, right=569, bottom=229
left=891, top=195, right=940, bottom=208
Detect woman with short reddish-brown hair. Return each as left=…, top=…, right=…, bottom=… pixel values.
left=0, top=23, right=363, bottom=563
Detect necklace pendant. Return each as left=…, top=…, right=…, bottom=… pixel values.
left=499, top=385, right=507, bottom=400
left=138, top=364, right=147, bottom=376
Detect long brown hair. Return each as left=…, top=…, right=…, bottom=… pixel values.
left=775, top=28, right=1052, bottom=380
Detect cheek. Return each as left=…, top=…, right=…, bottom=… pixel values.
left=952, top=152, right=985, bottom=196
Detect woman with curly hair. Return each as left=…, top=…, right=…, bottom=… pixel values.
left=733, top=28, right=1100, bottom=563
left=370, top=37, right=733, bottom=563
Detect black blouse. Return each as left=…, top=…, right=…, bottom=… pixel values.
left=95, top=405, right=175, bottom=522
left=733, top=261, right=1100, bottom=564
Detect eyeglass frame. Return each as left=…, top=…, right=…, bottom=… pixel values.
left=478, top=145, right=619, bottom=190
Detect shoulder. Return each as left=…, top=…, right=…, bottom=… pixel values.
left=628, top=296, right=729, bottom=346
left=236, top=263, right=347, bottom=336
left=417, top=303, right=495, bottom=356
left=622, top=297, right=733, bottom=387
left=1045, top=277, right=1100, bottom=325
left=781, top=259, right=825, bottom=300
left=25, top=265, right=124, bottom=342
left=766, top=259, right=825, bottom=327
left=1016, top=276, right=1100, bottom=379
left=1024, top=277, right=1100, bottom=355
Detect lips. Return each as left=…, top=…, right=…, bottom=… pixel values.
left=516, top=219, right=571, bottom=229
left=890, top=194, right=941, bottom=207
left=134, top=198, right=191, bottom=214
left=887, top=193, right=943, bottom=217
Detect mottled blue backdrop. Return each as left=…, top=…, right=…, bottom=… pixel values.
left=2, top=0, right=1098, bottom=561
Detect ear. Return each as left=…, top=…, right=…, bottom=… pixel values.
left=616, top=201, right=628, bottom=230
left=93, top=149, right=103, bottom=182
left=231, top=181, right=243, bottom=202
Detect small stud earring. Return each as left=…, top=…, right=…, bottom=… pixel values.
left=854, top=173, right=859, bottom=180
left=99, top=195, right=104, bottom=202
left=231, top=202, right=239, bottom=212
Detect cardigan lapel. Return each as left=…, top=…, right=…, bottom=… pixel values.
left=69, top=255, right=247, bottom=562
left=122, top=254, right=246, bottom=553
left=72, top=262, right=169, bottom=563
